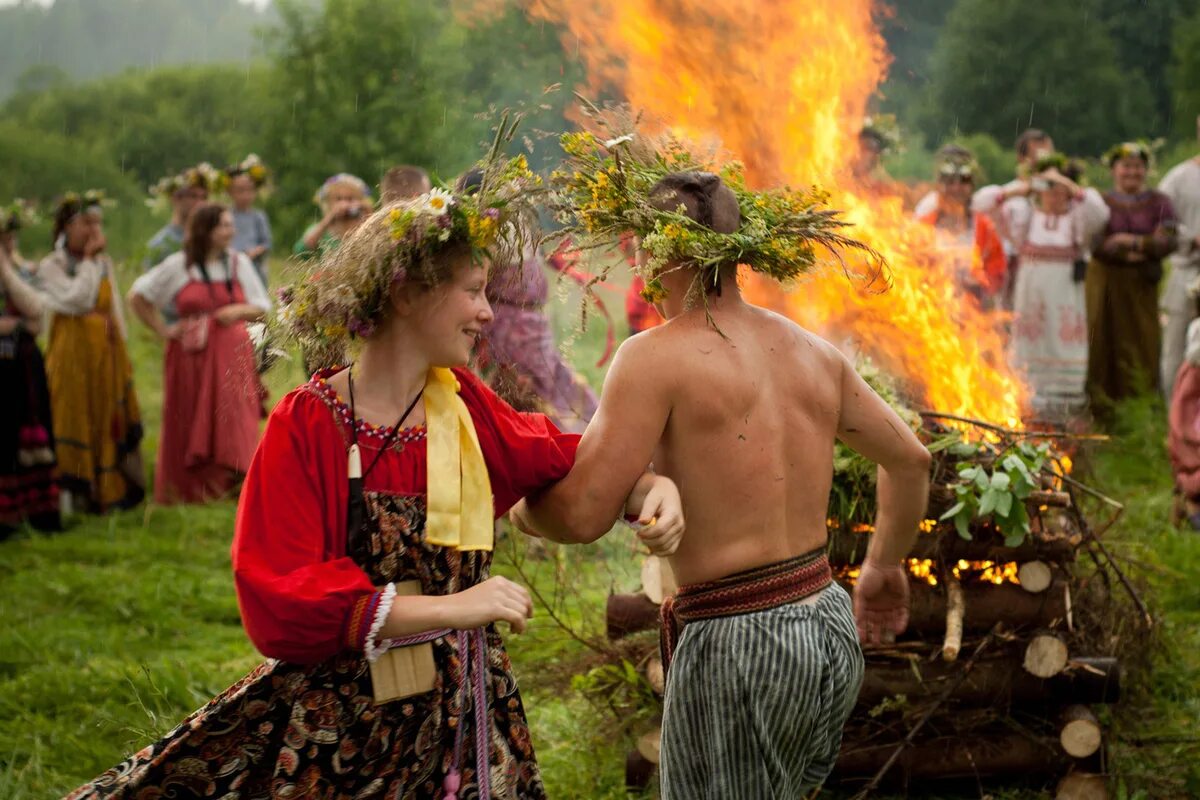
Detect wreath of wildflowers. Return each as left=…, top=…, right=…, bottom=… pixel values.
left=2, top=199, right=38, bottom=233
left=225, top=153, right=271, bottom=190
left=1032, top=152, right=1086, bottom=183
left=546, top=104, right=880, bottom=305
left=860, top=113, right=903, bottom=154
left=57, top=189, right=115, bottom=219
left=1104, top=139, right=1161, bottom=169
left=146, top=162, right=224, bottom=211
left=277, top=113, right=544, bottom=351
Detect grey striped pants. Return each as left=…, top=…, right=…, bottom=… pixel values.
left=659, top=582, right=864, bottom=799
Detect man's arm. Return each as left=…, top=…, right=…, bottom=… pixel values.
left=835, top=354, right=932, bottom=642
left=519, top=333, right=673, bottom=543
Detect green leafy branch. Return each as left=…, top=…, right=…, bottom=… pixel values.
left=938, top=441, right=1051, bottom=547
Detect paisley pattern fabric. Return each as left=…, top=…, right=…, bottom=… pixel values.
left=66, top=491, right=546, bottom=800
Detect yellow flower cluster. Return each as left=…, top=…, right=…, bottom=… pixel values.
left=467, top=212, right=499, bottom=249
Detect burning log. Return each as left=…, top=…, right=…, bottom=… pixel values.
left=826, top=530, right=1078, bottom=566
left=1024, top=633, right=1071, bottom=678
left=1056, top=772, right=1110, bottom=800
left=834, top=732, right=1065, bottom=783
left=1018, top=560, right=1055, bottom=593
left=1059, top=705, right=1103, bottom=759
left=856, top=656, right=1120, bottom=709
left=941, top=577, right=964, bottom=662
left=899, top=578, right=1071, bottom=635
left=606, top=593, right=660, bottom=640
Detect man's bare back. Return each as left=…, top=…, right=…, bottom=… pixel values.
left=637, top=302, right=842, bottom=585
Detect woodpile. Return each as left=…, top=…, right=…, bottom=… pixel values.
left=600, top=424, right=1147, bottom=798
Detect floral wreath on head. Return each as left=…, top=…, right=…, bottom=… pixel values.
left=860, top=113, right=902, bottom=154
left=57, top=189, right=115, bottom=220
left=147, top=163, right=224, bottom=211
left=2, top=199, right=38, bottom=233
left=277, top=113, right=544, bottom=350
left=313, top=173, right=373, bottom=208
left=934, top=145, right=980, bottom=182
left=224, top=153, right=271, bottom=190
left=1104, top=139, right=1161, bottom=169
left=545, top=102, right=882, bottom=307
left=1032, top=151, right=1087, bottom=184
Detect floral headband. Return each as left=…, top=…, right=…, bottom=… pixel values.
left=1104, top=141, right=1155, bottom=168
left=225, top=153, right=270, bottom=188
left=147, top=163, right=223, bottom=211
left=2, top=199, right=38, bottom=233
left=278, top=113, right=543, bottom=348
left=860, top=113, right=902, bottom=153
left=57, top=189, right=114, bottom=220
left=546, top=103, right=880, bottom=305
left=314, top=173, right=373, bottom=207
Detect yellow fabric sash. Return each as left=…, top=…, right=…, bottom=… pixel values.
left=423, top=368, right=494, bottom=552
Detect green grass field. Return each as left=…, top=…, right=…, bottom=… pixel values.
left=1, top=259, right=1197, bottom=798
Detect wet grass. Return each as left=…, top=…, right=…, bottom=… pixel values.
left=1, top=257, right=1197, bottom=797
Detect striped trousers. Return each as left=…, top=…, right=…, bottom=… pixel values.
left=659, top=582, right=864, bottom=799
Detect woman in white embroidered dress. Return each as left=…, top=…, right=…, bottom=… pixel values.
left=976, top=157, right=1110, bottom=419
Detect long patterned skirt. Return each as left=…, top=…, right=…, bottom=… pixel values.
left=67, top=492, right=546, bottom=800
left=0, top=330, right=60, bottom=533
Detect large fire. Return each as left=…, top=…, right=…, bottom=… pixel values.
left=527, top=0, right=1027, bottom=426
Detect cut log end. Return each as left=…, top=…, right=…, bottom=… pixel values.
left=1018, top=560, right=1054, bottom=593
left=637, top=728, right=662, bottom=765
left=1060, top=705, right=1103, bottom=759
left=641, top=556, right=678, bottom=605
left=646, top=657, right=665, bottom=695
left=1024, top=633, right=1070, bottom=678
left=942, top=579, right=965, bottom=662
left=1056, top=772, right=1110, bottom=800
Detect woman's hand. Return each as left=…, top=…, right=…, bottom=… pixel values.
left=0, top=316, right=21, bottom=336
left=83, top=232, right=107, bottom=258
left=631, top=475, right=685, bottom=556
left=443, top=576, right=533, bottom=633
left=162, top=322, right=183, bottom=341
left=214, top=305, right=245, bottom=326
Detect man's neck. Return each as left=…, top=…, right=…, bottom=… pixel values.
left=660, top=271, right=746, bottom=319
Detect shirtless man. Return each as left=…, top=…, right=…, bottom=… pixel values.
left=512, top=171, right=931, bottom=797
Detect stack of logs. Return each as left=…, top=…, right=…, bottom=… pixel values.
left=605, top=461, right=1129, bottom=798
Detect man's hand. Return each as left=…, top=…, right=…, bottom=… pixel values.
left=852, top=559, right=910, bottom=644
left=631, top=475, right=685, bottom=556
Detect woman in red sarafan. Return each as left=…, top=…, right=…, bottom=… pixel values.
left=67, top=160, right=683, bottom=800
left=128, top=203, right=269, bottom=504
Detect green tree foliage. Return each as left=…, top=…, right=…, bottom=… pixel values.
left=920, top=0, right=1156, bottom=156
left=264, top=0, right=579, bottom=239
left=4, top=64, right=276, bottom=191
left=1170, top=6, right=1200, bottom=141
left=876, top=0, right=957, bottom=121
left=0, top=0, right=271, bottom=102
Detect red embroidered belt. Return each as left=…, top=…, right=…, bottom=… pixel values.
left=660, top=547, right=832, bottom=676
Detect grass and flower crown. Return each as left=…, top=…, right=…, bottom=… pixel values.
left=277, top=115, right=543, bottom=349
left=147, top=163, right=224, bottom=211
left=860, top=113, right=902, bottom=154
left=225, top=154, right=271, bottom=189
left=545, top=104, right=880, bottom=304
left=1104, top=140, right=1159, bottom=169
left=57, top=189, right=114, bottom=220
left=1032, top=152, right=1086, bottom=184
left=2, top=199, right=38, bottom=233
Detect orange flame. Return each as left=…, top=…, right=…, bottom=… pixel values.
left=528, top=0, right=1026, bottom=425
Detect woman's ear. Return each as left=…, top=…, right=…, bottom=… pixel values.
left=388, top=280, right=419, bottom=319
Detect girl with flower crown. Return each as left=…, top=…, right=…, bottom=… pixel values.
left=67, top=148, right=684, bottom=800
left=225, top=154, right=274, bottom=287
left=128, top=202, right=271, bottom=504
left=38, top=192, right=145, bottom=513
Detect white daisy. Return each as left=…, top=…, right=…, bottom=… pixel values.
left=423, top=188, right=453, bottom=217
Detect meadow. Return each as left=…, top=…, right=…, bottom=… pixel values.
left=0, top=257, right=1197, bottom=799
